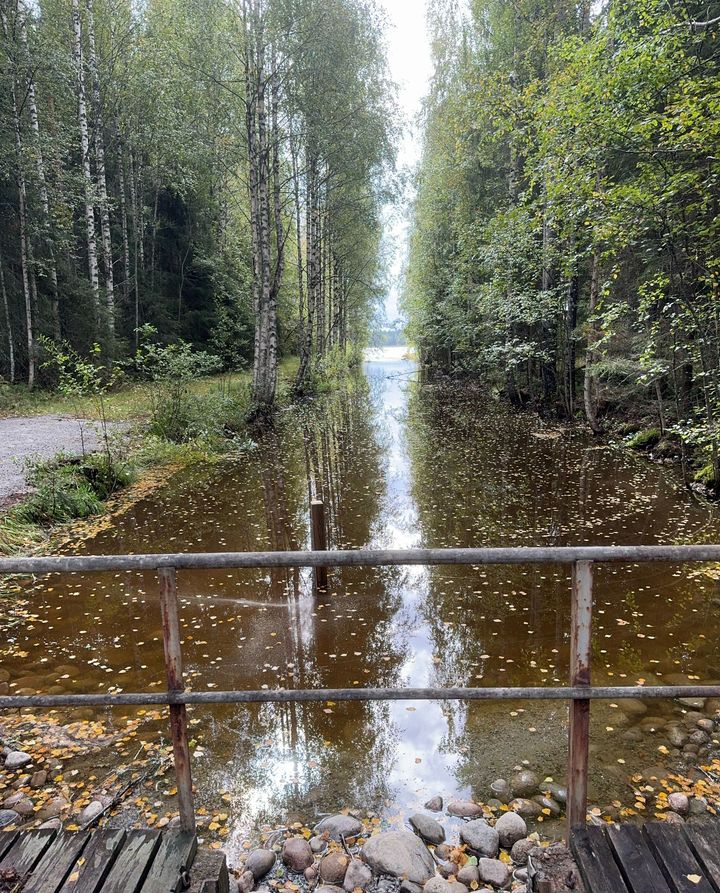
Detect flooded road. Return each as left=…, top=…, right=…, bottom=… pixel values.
left=3, top=347, right=720, bottom=849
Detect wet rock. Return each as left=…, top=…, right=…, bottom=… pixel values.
left=510, top=771, right=538, bottom=798
left=494, top=811, right=526, bottom=848
left=80, top=801, right=105, bottom=825
left=532, top=795, right=561, bottom=817
left=423, top=879, right=452, bottom=893
left=0, top=809, right=19, bottom=828
left=310, top=835, right=328, bottom=854
left=245, top=849, right=276, bottom=879
left=399, top=881, right=424, bottom=893
left=2, top=795, right=32, bottom=817
left=282, top=838, right=314, bottom=872
left=705, top=698, right=720, bottom=715
left=0, top=669, right=10, bottom=683
left=617, top=698, right=647, bottom=717
left=424, top=796, right=443, bottom=812
left=477, top=858, right=510, bottom=888
left=678, top=697, right=706, bottom=710
left=446, top=800, right=483, bottom=818
left=489, top=779, right=511, bottom=804
left=314, top=814, right=363, bottom=841
left=361, top=830, right=435, bottom=884
left=456, top=864, right=479, bottom=887
left=238, top=869, right=255, bottom=893
left=621, top=728, right=643, bottom=743
left=459, top=819, right=499, bottom=858
left=343, top=859, right=373, bottom=892
left=30, top=770, right=48, bottom=789
left=509, top=798, right=543, bottom=819
left=689, top=796, right=708, bottom=816
left=434, top=845, right=451, bottom=861
left=305, top=867, right=318, bottom=882
left=689, top=730, right=710, bottom=746
left=668, top=793, right=689, bottom=815
left=667, top=726, right=688, bottom=747
left=665, top=812, right=684, bottom=825
left=542, top=783, right=567, bottom=804
left=409, top=813, right=445, bottom=845
left=640, top=766, right=666, bottom=783
left=0, top=683, right=8, bottom=695
left=36, top=796, right=69, bottom=821
left=39, top=819, right=62, bottom=830
left=510, top=838, right=534, bottom=866
left=319, top=853, right=350, bottom=885
left=4, top=751, right=32, bottom=771
left=697, top=718, right=715, bottom=733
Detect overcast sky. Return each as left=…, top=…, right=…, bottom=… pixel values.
left=377, top=0, right=433, bottom=321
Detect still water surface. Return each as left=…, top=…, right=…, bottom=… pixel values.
left=4, top=347, right=720, bottom=847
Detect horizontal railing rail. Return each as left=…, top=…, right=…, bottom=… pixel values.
left=1, top=522, right=718, bottom=838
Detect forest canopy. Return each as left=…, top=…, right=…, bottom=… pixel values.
left=404, top=0, right=720, bottom=480
left=0, top=0, right=396, bottom=405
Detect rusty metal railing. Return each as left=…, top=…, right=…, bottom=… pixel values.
left=2, top=528, right=720, bottom=838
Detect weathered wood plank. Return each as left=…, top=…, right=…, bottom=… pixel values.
left=56, top=829, right=125, bottom=893
left=0, top=829, right=56, bottom=875
left=570, top=825, right=630, bottom=893
left=142, top=831, right=197, bottom=893
left=682, top=823, right=720, bottom=891
left=0, top=831, right=19, bottom=862
left=24, top=832, right=91, bottom=893
left=644, top=822, right=714, bottom=893
left=102, top=829, right=161, bottom=893
left=605, top=824, right=672, bottom=893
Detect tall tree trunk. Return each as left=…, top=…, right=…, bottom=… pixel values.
left=294, top=152, right=316, bottom=393
left=117, top=127, right=131, bottom=304
left=583, top=246, right=602, bottom=433
left=0, top=249, right=15, bottom=384
left=18, top=0, right=60, bottom=340
left=85, top=0, right=115, bottom=337
left=72, top=0, right=101, bottom=319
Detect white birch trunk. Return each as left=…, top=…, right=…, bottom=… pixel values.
left=0, top=249, right=15, bottom=383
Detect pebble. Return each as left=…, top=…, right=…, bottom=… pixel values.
left=665, top=812, right=684, bottom=825
left=2, top=796, right=32, bottom=817
left=678, top=697, right=706, bottom=709
left=510, top=838, right=535, bottom=866
left=3, top=751, right=32, bottom=771
left=532, top=795, right=561, bottom=817
left=319, top=853, right=350, bottom=885
left=489, top=779, right=511, bottom=803
left=310, top=835, right=328, bottom=854
left=477, top=858, right=511, bottom=888
left=238, top=869, right=255, bottom=893
left=424, top=796, right=443, bottom=812
left=509, top=799, right=543, bottom=818
left=36, top=797, right=69, bottom=821
left=282, top=838, right=314, bottom=872
left=510, top=770, right=538, bottom=798
left=39, top=818, right=62, bottom=830
left=79, top=801, right=105, bottom=825
left=668, top=793, right=689, bottom=815
left=446, top=800, right=483, bottom=818
left=689, top=730, right=709, bottom=745
left=361, top=830, right=435, bottom=884
left=0, top=810, right=19, bottom=828
left=456, top=864, right=479, bottom=886
left=316, top=887, right=345, bottom=893
left=423, top=879, right=452, bottom=893
left=343, top=859, right=373, bottom=892
left=409, top=813, right=445, bottom=845
left=314, top=814, right=363, bottom=841
left=459, top=819, right=499, bottom=858
left=667, top=726, right=688, bottom=748
left=697, top=718, right=715, bottom=733
left=617, top=698, right=647, bottom=717
left=305, top=867, right=318, bottom=882
left=434, top=845, right=451, bottom=861
left=689, top=796, right=708, bottom=816
left=542, top=782, right=567, bottom=804
left=245, top=849, right=276, bottom=879
left=399, top=882, right=423, bottom=893
left=494, top=811, right=527, bottom=848
left=30, top=770, right=48, bottom=789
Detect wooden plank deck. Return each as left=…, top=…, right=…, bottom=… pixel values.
left=570, top=821, right=720, bottom=893
left=0, top=828, right=224, bottom=893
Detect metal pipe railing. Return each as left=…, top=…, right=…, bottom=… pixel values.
left=1, top=514, right=718, bottom=838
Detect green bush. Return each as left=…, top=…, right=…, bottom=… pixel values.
left=626, top=428, right=662, bottom=450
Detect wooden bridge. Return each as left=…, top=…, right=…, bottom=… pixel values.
left=0, top=825, right=228, bottom=892
left=3, top=529, right=720, bottom=889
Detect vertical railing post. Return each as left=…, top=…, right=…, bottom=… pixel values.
left=158, top=565, right=196, bottom=834
left=310, top=499, right=328, bottom=590
left=567, top=559, right=593, bottom=838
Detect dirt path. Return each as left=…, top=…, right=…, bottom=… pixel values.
left=0, top=415, right=125, bottom=505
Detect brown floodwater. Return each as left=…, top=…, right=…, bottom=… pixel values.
left=3, top=347, right=720, bottom=852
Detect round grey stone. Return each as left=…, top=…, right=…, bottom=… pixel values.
left=343, top=859, right=373, bottom=892
left=282, top=838, right=314, bottom=872
left=361, top=831, right=435, bottom=884
left=510, top=771, right=539, bottom=798
left=459, top=819, right=499, bottom=858
left=447, top=800, right=483, bottom=818
left=3, top=752, right=32, bottom=771
left=314, top=814, right=363, bottom=841
left=409, top=813, right=445, bottom=845
left=494, top=811, right=527, bottom=848
left=0, top=810, right=19, bottom=829
left=245, top=849, right=276, bottom=879
left=456, top=864, right=479, bottom=886
left=477, top=858, right=510, bottom=888
left=424, top=796, right=443, bottom=812
left=510, top=838, right=534, bottom=865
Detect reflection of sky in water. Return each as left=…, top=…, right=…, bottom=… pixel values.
left=365, top=354, right=467, bottom=800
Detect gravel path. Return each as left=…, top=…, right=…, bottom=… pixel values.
left=0, top=415, right=126, bottom=505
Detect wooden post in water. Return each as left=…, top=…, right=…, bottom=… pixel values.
left=567, top=560, right=593, bottom=838
left=310, top=499, right=328, bottom=589
left=158, top=565, right=196, bottom=833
